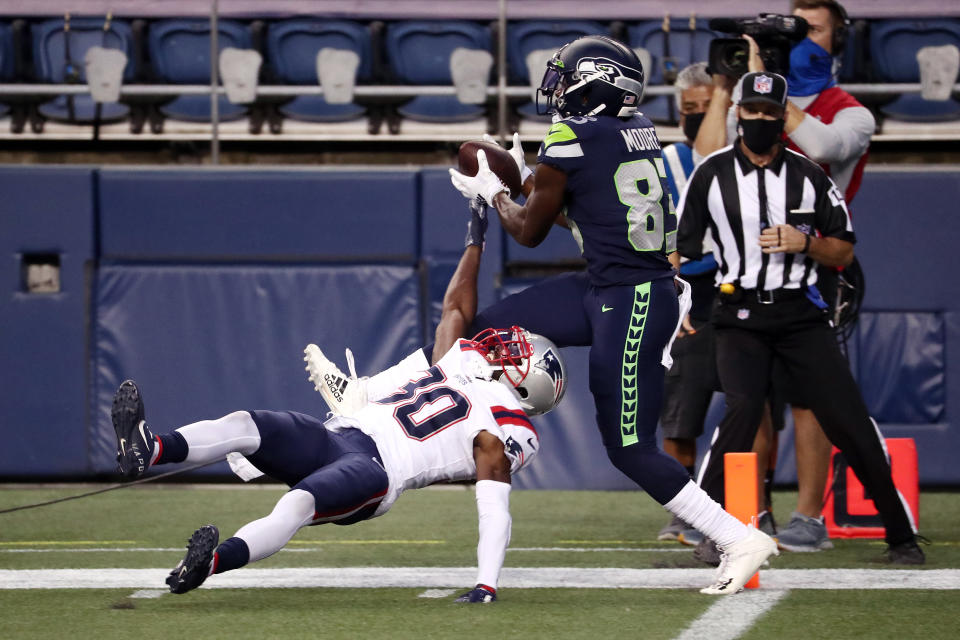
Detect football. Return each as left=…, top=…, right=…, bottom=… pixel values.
left=457, top=140, right=524, bottom=199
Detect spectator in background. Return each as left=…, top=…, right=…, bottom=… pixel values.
left=693, top=0, right=874, bottom=553
left=657, top=63, right=726, bottom=543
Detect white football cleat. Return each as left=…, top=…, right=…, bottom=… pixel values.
left=700, top=525, right=779, bottom=595
left=304, top=344, right=368, bottom=416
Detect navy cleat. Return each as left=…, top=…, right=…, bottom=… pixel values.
left=167, top=525, right=219, bottom=594
left=454, top=584, right=497, bottom=603
left=112, top=380, right=155, bottom=480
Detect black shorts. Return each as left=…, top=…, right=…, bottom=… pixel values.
left=660, top=320, right=722, bottom=440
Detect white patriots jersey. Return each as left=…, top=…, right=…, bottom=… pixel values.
left=327, top=339, right=540, bottom=517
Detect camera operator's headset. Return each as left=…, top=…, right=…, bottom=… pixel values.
left=826, top=0, right=851, bottom=54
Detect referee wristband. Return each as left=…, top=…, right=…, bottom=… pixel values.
left=802, top=234, right=811, bottom=253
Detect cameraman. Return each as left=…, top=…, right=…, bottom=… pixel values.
left=698, top=1, right=873, bottom=202
left=694, top=0, right=874, bottom=554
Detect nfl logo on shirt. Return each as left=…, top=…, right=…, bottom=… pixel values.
left=754, top=75, right=773, bottom=94
left=737, top=308, right=750, bottom=320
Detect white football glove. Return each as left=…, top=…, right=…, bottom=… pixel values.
left=449, top=149, right=510, bottom=206
left=483, top=132, right=533, bottom=183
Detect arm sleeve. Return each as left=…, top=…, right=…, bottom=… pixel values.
left=813, top=174, right=856, bottom=243
left=474, top=479, right=512, bottom=589
left=788, top=105, right=874, bottom=164
left=676, top=165, right=712, bottom=260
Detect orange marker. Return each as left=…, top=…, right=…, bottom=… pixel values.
left=725, top=452, right=760, bottom=589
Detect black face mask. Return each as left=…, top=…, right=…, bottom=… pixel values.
left=682, top=112, right=705, bottom=142
left=739, top=117, right=785, bottom=154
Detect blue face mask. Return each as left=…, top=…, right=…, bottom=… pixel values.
left=787, top=38, right=836, bottom=97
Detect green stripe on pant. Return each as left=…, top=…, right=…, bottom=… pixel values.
left=620, top=282, right=650, bottom=447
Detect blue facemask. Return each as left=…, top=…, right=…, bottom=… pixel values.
left=787, top=38, right=836, bottom=97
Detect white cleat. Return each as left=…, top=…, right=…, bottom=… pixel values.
left=304, top=344, right=368, bottom=416
left=700, top=525, right=779, bottom=595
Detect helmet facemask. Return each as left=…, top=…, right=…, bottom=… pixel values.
left=536, top=57, right=566, bottom=116
left=469, top=327, right=566, bottom=416
left=471, top=326, right=533, bottom=387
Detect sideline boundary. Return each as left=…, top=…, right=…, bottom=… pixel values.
left=1, top=568, right=958, bottom=590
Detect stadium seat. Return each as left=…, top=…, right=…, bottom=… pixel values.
left=626, top=19, right=718, bottom=124
left=0, top=22, right=12, bottom=119
left=506, top=20, right=609, bottom=122
left=31, top=16, right=135, bottom=124
left=870, top=19, right=960, bottom=122
left=147, top=19, right=251, bottom=122
left=265, top=19, right=373, bottom=124
left=384, top=21, right=492, bottom=123
left=836, top=19, right=866, bottom=84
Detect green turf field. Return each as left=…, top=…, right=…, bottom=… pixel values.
left=2, top=485, right=958, bottom=639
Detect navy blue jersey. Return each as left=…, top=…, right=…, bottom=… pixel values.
left=537, top=113, right=677, bottom=287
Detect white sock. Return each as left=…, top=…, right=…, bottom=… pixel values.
left=664, top=480, right=749, bottom=549
left=365, top=348, right=430, bottom=400
left=179, top=411, right=262, bottom=464
left=234, top=489, right=316, bottom=563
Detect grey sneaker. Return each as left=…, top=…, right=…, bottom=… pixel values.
left=775, top=511, right=834, bottom=552
left=677, top=527, right=704, bottom=547
left=657, top=514, right=689, bottom=541
left=757, top=510, right=777, bottom=536
left=693, top=536, right=721, bottom=567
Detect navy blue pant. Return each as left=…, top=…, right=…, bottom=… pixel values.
left=472, top=272, right=690, bottom=504
left=247, top=410, right=388, bottom=525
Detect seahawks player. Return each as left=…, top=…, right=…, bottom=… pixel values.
left=447, top=35, right=777, bottom=594
left=113, top=200, right=564, bottom=603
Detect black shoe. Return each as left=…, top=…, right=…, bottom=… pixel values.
left=112, top=380, right=155, bottom=480
left=167, top=525, right=219, bottom=594
left=693, top=536, right=722, bottom=567
left=886, top=538, right=926, bottom=565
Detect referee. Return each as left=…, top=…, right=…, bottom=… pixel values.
left=676, top=71, right=923, bottom=564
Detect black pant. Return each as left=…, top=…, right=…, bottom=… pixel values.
left=700, top=292, right=916, bottom=545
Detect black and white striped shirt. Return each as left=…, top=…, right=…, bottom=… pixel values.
left=676, top=142, right=855, bottom=292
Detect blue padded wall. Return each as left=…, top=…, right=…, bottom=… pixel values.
left=853, top=169, right=960, bottom=311
left=90, top=264, right=422, bottom=474
left=98, top=168, right=420, bottom=261
left=0, top=168, right=94, bottom=476
left=847, top=168, right=960, bottom=484
left=2, top=164, right=959, bottom=488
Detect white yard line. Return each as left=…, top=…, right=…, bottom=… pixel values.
left=673, top=589, right=790, bottom=640
left=417, top=589, right=457, bottom=598
left=509, top=547, right=692, bottom=552
left=0, top=568, right=958, bottom=590
left=1, top=546, right=690, bottom=554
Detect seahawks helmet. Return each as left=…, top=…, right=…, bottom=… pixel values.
left=471, top=326, right=566, bottom=416
left=537, top=35, right=645, bottom=119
